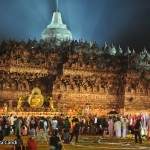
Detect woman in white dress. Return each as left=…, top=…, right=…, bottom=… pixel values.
left=122, top=118, right=128, bottom=138
left=114, top=118, right=121, bottom=138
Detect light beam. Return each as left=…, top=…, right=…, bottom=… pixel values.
left=56, top=0, right=58, bottom=12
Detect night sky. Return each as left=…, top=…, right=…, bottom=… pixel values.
left=0, top=0, right=150, bottom=52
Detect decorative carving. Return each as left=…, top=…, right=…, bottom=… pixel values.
left=0, top=40, right=149, bottom=115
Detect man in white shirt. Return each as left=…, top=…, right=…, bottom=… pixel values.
left=9, top=114, right=15, bottom=127
left=51, top=117, right=58, bottom=130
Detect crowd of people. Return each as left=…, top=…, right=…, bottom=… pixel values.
left=0, top=113, right=150, bottom=149
left=108, top=114, right=150, bottom=144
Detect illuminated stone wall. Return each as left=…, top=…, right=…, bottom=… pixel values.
left=0, top=40, right=149, bottom=115
left=124, top=70, right=150, bottom=113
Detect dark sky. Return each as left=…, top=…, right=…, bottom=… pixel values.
left=0, top=0, right=150, bottom=52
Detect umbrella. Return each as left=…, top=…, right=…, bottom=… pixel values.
left=108, top=110, right=119, bottom=115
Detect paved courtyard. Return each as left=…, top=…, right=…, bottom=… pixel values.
left=1, top=135, right=150, bottom=150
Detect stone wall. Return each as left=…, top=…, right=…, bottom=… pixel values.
left=0, top=40, right=149, bottom=116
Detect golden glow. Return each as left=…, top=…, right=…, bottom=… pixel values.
left=28, top=88, right=44, bottom=108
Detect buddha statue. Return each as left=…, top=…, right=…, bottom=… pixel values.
left=30, top=93, right=41, bottom=108
left=28, top=88, right=44, bottom=108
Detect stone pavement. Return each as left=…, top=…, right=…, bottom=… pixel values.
left=0, top=135, right=150, bottom=150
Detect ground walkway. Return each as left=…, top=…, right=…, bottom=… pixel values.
left=0, top=135, right=150, bottom=150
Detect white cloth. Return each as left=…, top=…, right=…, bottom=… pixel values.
left=51, top=120, right=58, bottom=130
left=9, top=116, right=15, bottom=126
left=122, top=118, right=128, bottom=138
left=94, top=117, right=97, bottom=124
left=81, top=118, right=86, bottom=124
left=114, top=120, right=121, bottom=138
left=44, top=120, right=48, bottom=128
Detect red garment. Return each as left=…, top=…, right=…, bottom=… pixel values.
left=21, top=129, right=27, bottom=135
left=27, top=137, right=37, bottom=150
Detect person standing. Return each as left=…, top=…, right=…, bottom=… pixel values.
left=44, top=118, right=49, bottom=140
left=69, top=118, right=80, bottom=143
left=122, top=118, right=128, bottom=138
left=114, top=118, right=122, bottom=138
left=2, top=116, right=7, bottom=136
left=9, top=114, right=15, bottom=131
left=14, top=117, right=22, bottom=136
left=51, top=117, right=58, bottom=130
left=13, top=134, right=24, bottom=150
left=57, top=116, right=63, bottom=134
left=147, top=118, right=150, bottom=139
left=38, top=117, right=47, bottom=143
left=80, top=116, right=86, bottom=135
left=93, top=116, right=98, bottom=134
left=0, top=119, right=4, bottom=141
left=30, top=117, right=36, bottom=130
left=134, top=119, right=142, bottom=144
left=108, top=117, right=114, bottom=139
left=64, top=117, right=71, bottom=133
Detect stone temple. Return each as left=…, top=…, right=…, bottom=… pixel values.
left=0, top=9, right=149, bottom=116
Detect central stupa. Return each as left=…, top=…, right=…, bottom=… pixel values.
left=41, top=10, right=72, bottom=45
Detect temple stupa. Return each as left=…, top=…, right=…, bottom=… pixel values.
left=41, top=5, right=72, bottom=45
